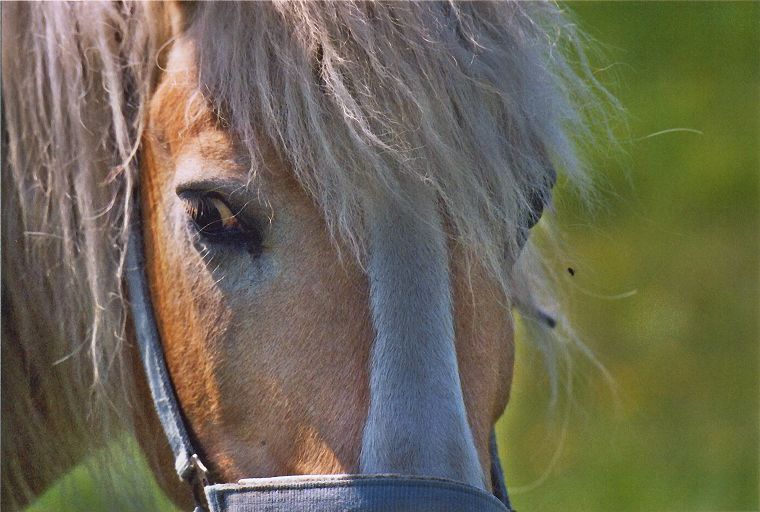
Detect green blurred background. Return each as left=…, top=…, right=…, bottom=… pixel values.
left=27, top=3, right=759, bottom=511
left=499, top=3, right=759, bottom=511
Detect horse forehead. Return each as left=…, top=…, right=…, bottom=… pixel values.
left=148, top=42, right=298, bottom=189
left=147, top=39, right=212, bottom=147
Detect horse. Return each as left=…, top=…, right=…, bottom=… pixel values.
left=1, top=2, right=611, bottom=510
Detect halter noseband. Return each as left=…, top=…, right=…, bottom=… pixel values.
left=125, top=198, right=514, bottom=512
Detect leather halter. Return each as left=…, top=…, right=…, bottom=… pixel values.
left=125, top=195, right=514, bottom=512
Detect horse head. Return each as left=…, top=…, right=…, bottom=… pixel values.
left=2, top=3, right=606, bottom=510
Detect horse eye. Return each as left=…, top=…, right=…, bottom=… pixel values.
left=179, top=192, right=262, bottom=252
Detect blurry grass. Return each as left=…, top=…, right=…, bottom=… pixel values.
left=498, top=3, right=759, bottom=511
left=25, top=439, right=178, bottom=512
left=24, top=3, right=759, bottom=511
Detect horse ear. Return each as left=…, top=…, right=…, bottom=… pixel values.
left=515, top=139, right=557, bottom=251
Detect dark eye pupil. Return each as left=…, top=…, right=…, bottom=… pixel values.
left=193, top=199, right=224, bottom=235
left=181, top=193, right=262, bottom=255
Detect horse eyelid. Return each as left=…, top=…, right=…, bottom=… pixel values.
left=177, top=191, right=264, bottom=253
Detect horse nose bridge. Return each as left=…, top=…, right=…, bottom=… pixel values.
left=359, top=188, right=485, bottom=489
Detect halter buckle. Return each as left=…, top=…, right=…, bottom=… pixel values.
left=181, top=454, right=210, bottom=511
left=181, top=453, right=209, bottom=481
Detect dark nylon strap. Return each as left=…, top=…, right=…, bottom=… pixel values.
left=126, top=201, right=513, bottom=511
left=205, top=475, right=508, bottom=512
left=126, top=208, right=209, bottom=493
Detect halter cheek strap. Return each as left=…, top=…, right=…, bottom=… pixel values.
left=125, top=214, right=210, bottom=506
left=125, top=203, right=514, bottom=512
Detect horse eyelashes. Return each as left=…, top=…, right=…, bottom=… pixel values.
left=185, top=195, right=234, bottom=233
left=179, top=192, right=263, bottom=254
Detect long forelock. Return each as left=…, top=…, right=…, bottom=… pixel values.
left=189, top=1, right=611, bottom=320
left=187, top=1, right=618, bottom=402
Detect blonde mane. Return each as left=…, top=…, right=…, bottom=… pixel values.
left=2, top=2, right=614, bottom=508
left=2, top=2, right=160, bottom=505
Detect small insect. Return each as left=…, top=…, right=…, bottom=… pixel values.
left=567, top=267, right=575, bottom=276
